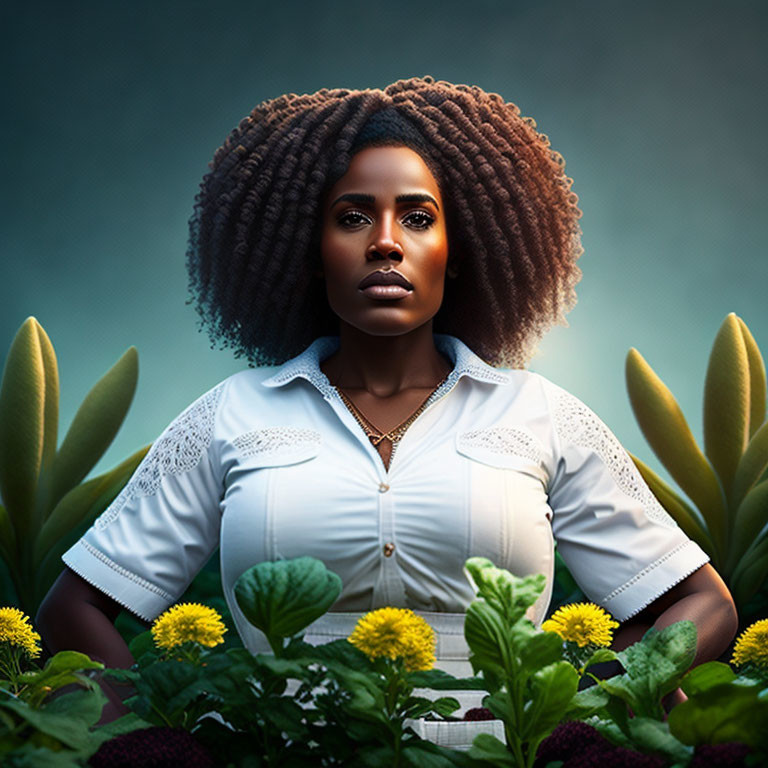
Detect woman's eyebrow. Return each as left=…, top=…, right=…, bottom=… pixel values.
left=330, top=192, right=440, bottom=210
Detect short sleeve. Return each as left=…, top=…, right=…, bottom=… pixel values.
left=61, top=381, right=227, bottom=621
left=544, top=382, right=710, bottom=622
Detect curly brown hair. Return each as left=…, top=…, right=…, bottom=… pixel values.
left=186, top=76, right=583, bottom=368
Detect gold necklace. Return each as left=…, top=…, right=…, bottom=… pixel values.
left=335, top=372, right=451, bottom=447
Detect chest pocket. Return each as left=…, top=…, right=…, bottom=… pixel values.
left=455, top=426, right=554, bottom=626
left=232, top=426, right=322, bottom=467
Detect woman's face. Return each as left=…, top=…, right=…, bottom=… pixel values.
left=320, top=145, right=449, bottom=337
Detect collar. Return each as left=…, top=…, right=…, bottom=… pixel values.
left=261, top=334, right=510, bottom=398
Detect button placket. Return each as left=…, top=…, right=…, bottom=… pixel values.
left=377, top=477, right=406, bottom=606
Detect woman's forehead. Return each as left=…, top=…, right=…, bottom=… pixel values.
left=327, top=145, right=442, bottom=199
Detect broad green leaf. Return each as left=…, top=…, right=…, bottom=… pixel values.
left=668, top=682, right=768, bottom=748
left=730, top=422, right=768, bottom=510
left=626, top=348, right=727, bottom=557
left=0, top=687, right=106, bottom=750
left=467, top=733, right=516, bottom=766
left=49, top=347, right=138, bottom=509
left=35, top=320, right=59, bottom=488
left=737, top=315, right=767, bottom=439
left=407, top=668, right=485, bottom=690
left=704, top=313, right=750, bottom=498
left=726, top=479, right=768, bottom=574
left=234, top=557, right=342, bottom=652
left=34, top=443, right=150, bottom=567
left=625, top=716, right=693, bottom=765
left=521, top=661, right=579, bottom=741
left=464, top=558, right=546, bottom=623
left=630, top=452, right=713, bottom=554
left=19, top=651, right=103, bottom=701
left=0, top=317, right=46, bottom=533
left=611, top=622, right=697, bottom=718
left=730, top=535, right=768, bottom=605
left=582, top=647, right=619, bottom=671
left=680, top=661, right=735, bottom=696
left=0, top=503, right=17, bottom=565
left=464, top=600, right=515, bottom=673
left=518, top=629, right=563, bottom=675
left=563, top=684, right=610, bottom=719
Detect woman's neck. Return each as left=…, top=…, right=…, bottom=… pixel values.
left=320, top=322, right=452, bottom=398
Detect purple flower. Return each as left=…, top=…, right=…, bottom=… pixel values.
left=89, top=726, right=216, bottom=768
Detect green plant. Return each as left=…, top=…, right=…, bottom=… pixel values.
left=462, top=557, right=581, bottom=768
left=625, top=313, right=768, bottom=614
left=0, top=317, right=149, bottom=615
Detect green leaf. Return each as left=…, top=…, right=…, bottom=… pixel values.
left=518, top=629, right=564, bottom=676
left=521, top=661, right=579, bottom=741
left=0, top=687, right=106, bottom=751
left=581, top=647, right=619, bottom=671
left=407, top=668, right=485, bottom=691
left=625, top=348, right=727, bottom=560
left=668, top=681, right=768, bottom=749
left=625, top=716, right=693, bottom=765
left=0, top=503, right=17, bottom=566
left=736, top=315, right=767, bottom=440
left=730, top=422, right=768, bottom=511
left=728, top=477, right=768, bottom=576
left=234, top=557, right=342, bottom=653
left=127, top=629, right=156, bottom=661
left=563, top=684, right=610, bottom=719
left=610, top=622, right=697, bottom=718
left=0, top=317, right=47, bottom=534
left=49, top=346, right=138, bottom=509
left=464, top=557, right=546, bottom=623
left=679, top=661, right=736, bottom=696
left=33, top=444, right=150, bottom=569
left=464, top=600, right=514, bottom=675
left=19, top=651, right=104, bottom=702
left=704, top=313, right=751, bottom=500
left=467, top=733, right=516, bottom=766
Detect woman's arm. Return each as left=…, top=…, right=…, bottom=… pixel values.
left=36, top=567, right=142, bottom=724
left=610, top=563, right=738, bottom=710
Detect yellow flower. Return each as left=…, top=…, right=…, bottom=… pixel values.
left=0, top=607, right=42, bottom=658
left=541, top=602, right=619, bottom=648
left=730, top=618, right=768, bottom=669
left=151, top=603, right=227, bottom=651
left=348, top=607, right=436, bottom=672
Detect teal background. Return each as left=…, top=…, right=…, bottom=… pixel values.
left=2, top=0, right=766, bottom=493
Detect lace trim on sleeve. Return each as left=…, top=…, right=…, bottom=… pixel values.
left=552, top=389, right=677, bottom=527
left=94, top=382, right=226, bottom=530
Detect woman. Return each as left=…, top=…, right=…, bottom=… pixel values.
left=37, top=77, right=736, bottom=737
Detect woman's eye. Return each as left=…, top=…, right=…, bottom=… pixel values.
left=338, top=211, right=370, bottom=228
left=404, top=211, right=435, bottom=229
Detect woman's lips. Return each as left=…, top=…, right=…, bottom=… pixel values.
left=360, top=285, right=413, bottom=300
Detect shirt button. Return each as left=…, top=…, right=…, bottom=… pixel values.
left=383, top=542, right=395, bottom=557
left=378, top=482, right=390, bottom=493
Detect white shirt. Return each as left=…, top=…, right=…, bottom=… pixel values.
left=63, top=334, right=709, bottom=653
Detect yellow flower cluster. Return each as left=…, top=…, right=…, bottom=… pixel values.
left=541, top=602, right=619, bottom=648
left=730, top=618, right=768, bottom=669
left=151, top=603, right=227, bottom=651
left=0, top=607, right=42, bottom=658
left=348, top=607, right=435, bottom=672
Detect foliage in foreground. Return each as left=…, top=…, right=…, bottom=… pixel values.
left=0, top=557, right=767, bottom=765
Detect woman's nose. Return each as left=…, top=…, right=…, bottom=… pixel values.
left=367, top=213, right=403, bottom=261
